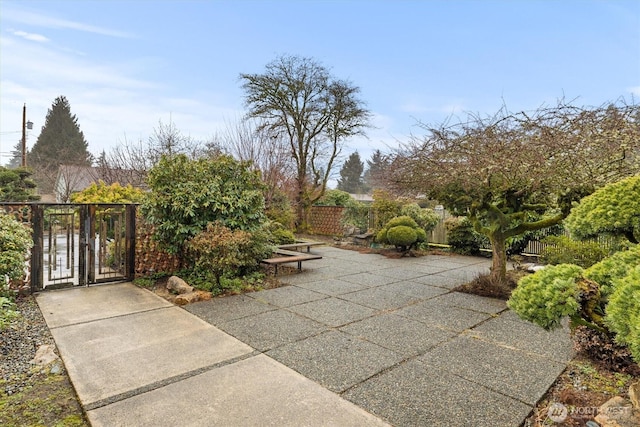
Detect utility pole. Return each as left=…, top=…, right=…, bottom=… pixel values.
left=21, top=103, right=27, bottom=167
left=21, top=104, right=33, bottom=168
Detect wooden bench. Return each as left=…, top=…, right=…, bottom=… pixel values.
left=277, top=240, right=325, bottom=253
left=261, top=252, right=322, bottom=275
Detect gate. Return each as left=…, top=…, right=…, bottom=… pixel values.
left=2, top=203, right=136, bottom=292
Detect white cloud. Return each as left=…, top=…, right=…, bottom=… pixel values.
left=11, top=30, right=49, bottom=43
left=0, top=32, right=241, bottom=164
left=628, top=86, right=640, bottom=96
left=4, top=8, right=132, bottom=38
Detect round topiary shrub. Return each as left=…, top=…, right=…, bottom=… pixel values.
left=507, top=264, right=584, bottom=330
left=376, top=215, right=426, bottom=252
left=386, top=226, right=418, bottom=248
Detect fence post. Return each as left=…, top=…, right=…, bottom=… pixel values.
left=30, top=204, right=43, bottom=293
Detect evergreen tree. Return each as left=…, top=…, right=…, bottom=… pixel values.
left=337, top=151, right=366, bottom=193
left=364, top=149, right=388, bottom=191
left=28, top=96, right=92, bottom=194
left=0, top=166, right=40, bottom=202
left=6, top=141, right=23, bottom=169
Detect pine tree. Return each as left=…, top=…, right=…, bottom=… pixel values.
left=6, top=141, right=23, bottom=169
left=337, top=151, right=366, bottom=193
left=0, top=166, right=40, bottom=202
left=364, top=149, right=388, bottom=191
left=28, top=96, right=92, bottom=194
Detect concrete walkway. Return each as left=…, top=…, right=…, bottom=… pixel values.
left=36, top=246, right=572, bottom=426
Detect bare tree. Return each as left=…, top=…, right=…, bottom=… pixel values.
left=215, top=118, right=295, bottom=206
left=388, top=100, right=640, bottom=286
left=240, top=55, right=371, bottom=231
left=101, top=119, right=220, bottom=186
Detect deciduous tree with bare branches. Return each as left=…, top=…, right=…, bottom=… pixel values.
left=240, top=55, right=371, bottom=231
left=388, top=100, right=640, bottom=286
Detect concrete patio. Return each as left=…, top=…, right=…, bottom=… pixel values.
left=36, top=245, right=572, bottom=426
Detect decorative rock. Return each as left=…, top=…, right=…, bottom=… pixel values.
left=174, top=290, right=212, bottom=306
left=30, top=344, right=60, bottom=366
left=630, top=381, right=640, bottom=410
left=595, top=396, right=640, bottom=427
left=166, top=276, right=193, bottom=295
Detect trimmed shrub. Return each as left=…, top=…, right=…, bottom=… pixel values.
left=507, top=264, right=584, bottom=330
left=540, top=235, right=608, bottom=268
left=564, top=175, right=640, bottom=244
left=376, top=216, right=426, bottom=252
left=605, top=265, right=640, bottom=362
left=584, top=244, right=640, bottom=298
left=386, top=226, right=418, bottom=248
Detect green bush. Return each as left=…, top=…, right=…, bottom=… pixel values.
left=70, top=181, right=144, bottom=203
left=584, top=244, right=640, bottom=298
left=540, top=235, right=608, bottom=268
left=507, top=264, right=584, bottom=330
left=386, top=226, right=418, bottom=248
left=141, top=154, right=267, bottom=260
left=444, top=216, right=481, bottom=255
left=376, top=216, right=426, bottom=252
left=564, top=175, right=640, bottom=244
left=605, top=265, right=640, bottom=362
left=314, top=189, right=352, bottom=206
left=400, top=203, right=440, bottom=233
left=340, top=199, right=370, bottom=233
left=187, top=222, right=271, bottom=289
left=0, top=212, right=32, bottom=284
left=265, top=221, right=296, bottom=245
left=371, top=190, right=404, bottom=232
left=265, top=188, right=295, bottom=230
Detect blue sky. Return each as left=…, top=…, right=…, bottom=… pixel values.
left=1, top=0, right=639, bottom=171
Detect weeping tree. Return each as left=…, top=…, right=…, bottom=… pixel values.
left=240, top=55, right=371, bottom=231
left=388, top=100, right=640, bottom=286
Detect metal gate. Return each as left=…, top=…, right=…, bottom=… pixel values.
left=2, top=203, right=136, bottom=292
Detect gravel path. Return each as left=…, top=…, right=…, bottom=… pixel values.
left=0, top=296, right=57, bottom=395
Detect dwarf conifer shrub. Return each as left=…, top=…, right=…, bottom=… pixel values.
left=507, top=264, right=584, bottom=330
left=605, top=266, right=640, bottom=362
left=584, top=245, right=640, bottom=298
left=376, top=216, right=426, bottom=252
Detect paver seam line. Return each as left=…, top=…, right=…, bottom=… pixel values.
left=83, top=350, right=261, bottom=411
left=46, top=305, right=176, bottom=330
left=415, top=357, right=538, bottom=409
left=181, top=302, right=281, bottom=323
left=392, top=308, right=494, bottom=333
left=462, top=330, right=573, bottom=364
